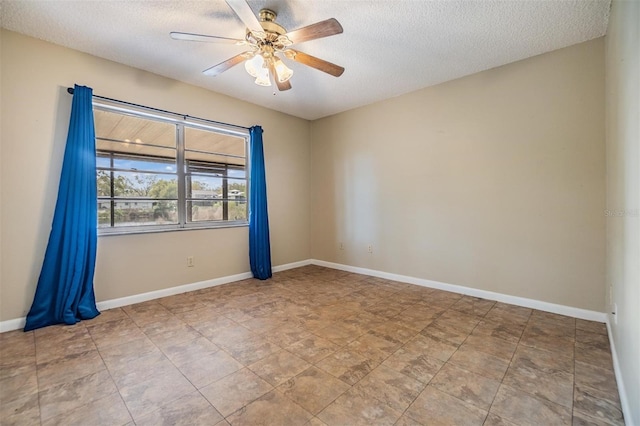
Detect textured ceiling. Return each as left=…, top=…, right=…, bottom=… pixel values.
left=1, top=0, right=610, bottom=120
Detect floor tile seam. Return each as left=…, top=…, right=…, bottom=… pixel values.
left=90, top=344, right=136, bottom=425
left=269, top=385, right=330, bottom=418
left=572, top=407, right=623, bottom=426
left=483, top=327, right=525, bottom=422
left=214, top=377, right=277, bottom=421
left=39, top=388, right=125, bottom=425
left=573, top=381, right=624, bottom=409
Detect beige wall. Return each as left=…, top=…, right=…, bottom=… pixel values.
left=310, top=38, right=606, bottom=312
left=605, top=0, right=639, bottom=423
left=0, top=30, right=311, bottom=321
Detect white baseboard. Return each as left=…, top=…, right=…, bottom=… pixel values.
left=0, top=317, right=26, bottom=333
left=0, top=258, right=607, bottom=331
left=0, top=259, right=310, bottom=333
left=606, top=318, right=635, bottom=426
left=310, top=259, right=608, bottom=322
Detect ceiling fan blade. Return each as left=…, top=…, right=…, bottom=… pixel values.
left=225, top=0, right=263, bottom=33
left=285, top=50, right=344, bottom=77
left=170, top=31, right=244, bottom=44
left=285, top=18, right=343, bottom=44
left=268, top=62, right=292, bottom=91
left=203, top=51, right=253, bottom=76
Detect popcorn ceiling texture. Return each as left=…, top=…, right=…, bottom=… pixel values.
left=1, top=0, right=610, bottom=120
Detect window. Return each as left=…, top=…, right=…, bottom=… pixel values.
left=94, top=104, right=248, bottom=234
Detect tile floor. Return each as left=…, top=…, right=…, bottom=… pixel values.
left=0, top=265, right=624, bottom=425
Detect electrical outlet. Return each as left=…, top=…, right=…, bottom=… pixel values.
left=367, top=244, right=373, bottom=253
left=187, top=256, right=194, bottom=267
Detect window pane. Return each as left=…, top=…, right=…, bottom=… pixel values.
left=98, top=201, right=111, bottom=227
left=97, top=170, right=112, bottom=197
left=227, top=178, right=247, bottom=200
left=185, top=127, right=245, bottom=166
left=189, top=176, right=223, bottom=198
left=113, top=200, right=178, bottom=227
left=228, top=167, right=246, bottom=179
left=96, top=155, right=111, bottom=168
left=113, top=156, right=176, bottom=173
left=228, top=200, right=247, bottom=221
left=188, top=200, right=223, bottom=222
left=112, top=172, right=177, bottom=198
left=95, top=109, right=176, bottom=150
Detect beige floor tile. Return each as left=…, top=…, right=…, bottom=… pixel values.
left=575, top=342, right=614, bottom=369
left=0, top=391, right=40, bottom=426
left=382, top=345, right=444, bottom=383
left=87, top=318, right=146, bottom=350
left=402, top=334, right=459, bottom=363
left=316, top=348, right=376, bottom=385
left=177, top=349, right=244, bottom=388
left=450, top=295, right=496, bottom=317
left=134, top=391, right=223, bottom=426
left=38, top=369, right=117, bottom=421
left=0, top=368, right=38, bottom=404
left=502, top=364, right=574, bottom=408
left=353, top=364, right=425, bottom=412
left=420, top=320, right=471, bottom=345
left=575, top=319, right=607, bottom=335
left=36, top=349, right=106, bottom=390
left=430, top=363, right=500, bottom=410
left=511, top=344, right=574, bottom=374
left=574, top=361, right=618, bottom=398
left=317, top=387, right=403, bottom=426
left=227, top=390, right=313, bottom=425
left=491, top=384, right=572, bottom=425
left=200, top=368, right=273, bottom=417
left=460, top=334, right=517, bottom=360
left=448, top=346, right=509, bottom=380
left=483, top=413, right=519, bottom=426
left=118, top=366, right=196, bottom=420
left=472, top=318, right=525, bottom=343
left=41, top=392, right=132, bottom=426
left=286, top=335, right=341, bottom=363
left=159, top=336, right=219, bottom=366
left=278, top=366, right=350, bottom=415
left=405, top=386, right=487, bottom=426
left=0, top=266, right=624, bottom=426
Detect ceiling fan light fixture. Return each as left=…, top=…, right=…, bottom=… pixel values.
left=254, top=68, right=271, bottom=86
left=273, top=57, right=293, bottom=82
left=244, top=54, right=264, bottom=77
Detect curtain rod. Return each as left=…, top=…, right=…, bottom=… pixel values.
left=66, top=87, right=251, bottom=131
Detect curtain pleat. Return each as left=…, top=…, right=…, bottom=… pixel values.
left=248, top=126, right=272, bottom=280
left=24, top=85, right=99, bottom=331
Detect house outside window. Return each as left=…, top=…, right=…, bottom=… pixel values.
left=94, top=103, right=249, bottom=234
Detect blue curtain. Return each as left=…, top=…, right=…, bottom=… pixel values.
left=248, top=126, right=272, bottom=280
left=24, top=85, right=100, bottom=331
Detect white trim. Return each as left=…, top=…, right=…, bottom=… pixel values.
left=0, top=317, right=26, bottom=333
left=272, top=259, right=312, bottom=272
left=0, top=258, right=607, bottom=331
left=310, top=259, right=607, bottom=322
left=96, top=271, right=254, bottom=311
left=606, top=318, right=635, bottom=426
left=0, top=260, right=311, bottom=333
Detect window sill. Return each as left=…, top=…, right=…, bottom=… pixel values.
left=97, top=221, right=248, bottom=237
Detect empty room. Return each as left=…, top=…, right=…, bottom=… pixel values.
left=0, top=0, right=638, bottom=425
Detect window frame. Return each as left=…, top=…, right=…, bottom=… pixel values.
left=94, top=102, right=250, bottom=236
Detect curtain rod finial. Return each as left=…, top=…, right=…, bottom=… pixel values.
left=67, top=87, right=74, bottom=94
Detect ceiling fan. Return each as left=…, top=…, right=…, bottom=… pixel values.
left=170, top=0, right=345, bottom=91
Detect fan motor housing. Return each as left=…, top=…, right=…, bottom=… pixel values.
left=258, top=9, right=286, bottom=35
